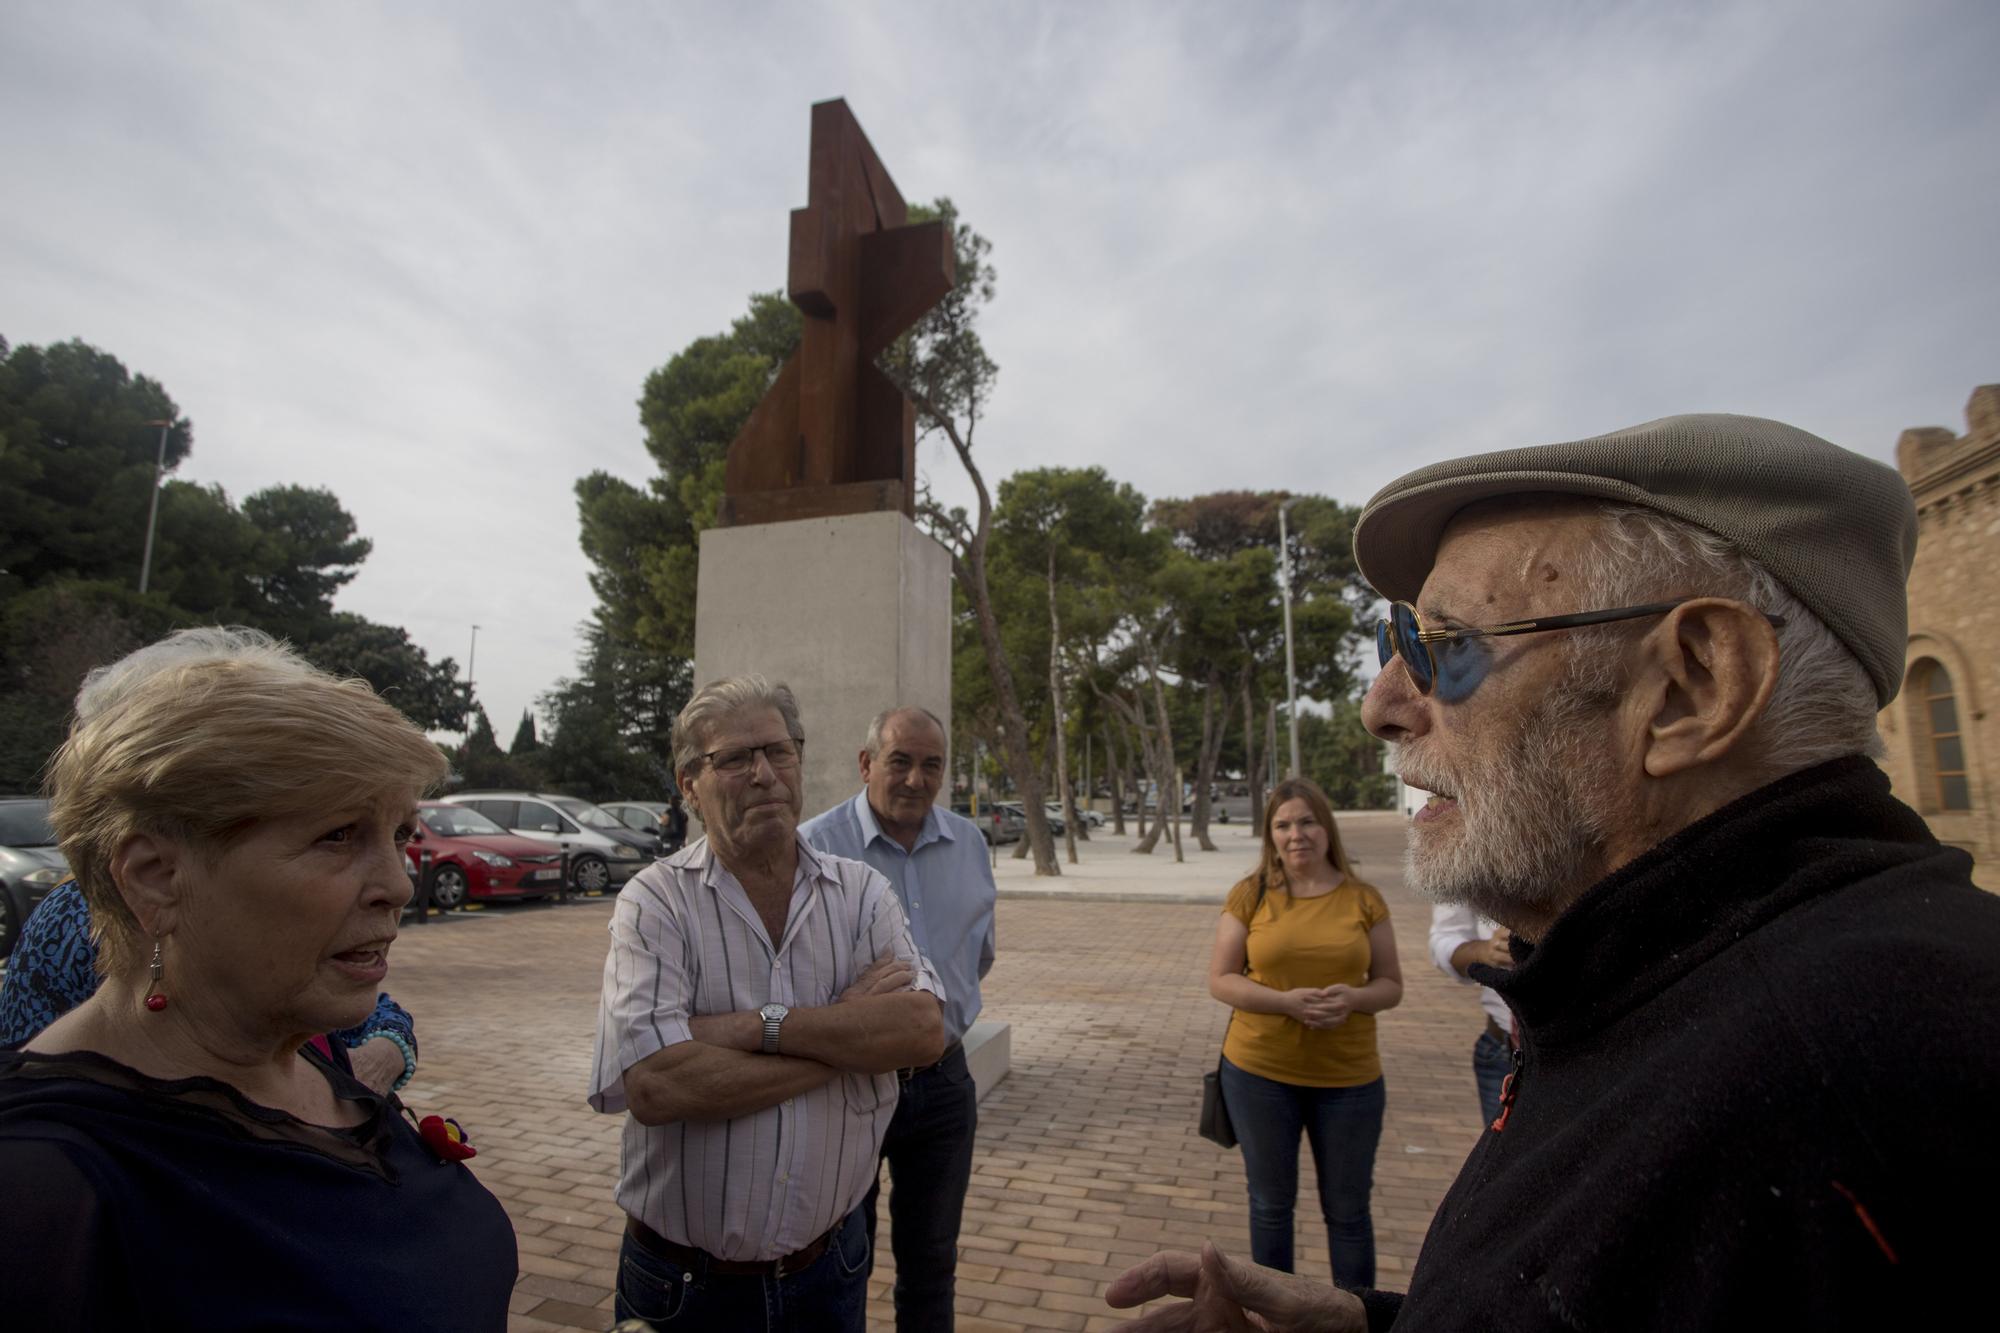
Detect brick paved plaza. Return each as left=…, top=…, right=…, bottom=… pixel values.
left=384, top=813, right=1492, bottom=1331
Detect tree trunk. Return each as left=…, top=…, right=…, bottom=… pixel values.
left=1144, top=641, right=1183, bottom=864
left=1047, top=548, right=1079, bottom=864
left=1243, top=668, right=1265, bottom=835
left=1189, top=670, right=1230, bottom=852
left=959, top=545, right=1058, bottom=873
left=1103, top=722, right=1127, bottom=835
left=1188, top=687, right=1215, bottom=851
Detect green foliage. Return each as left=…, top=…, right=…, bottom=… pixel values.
left=0, top=581, right=186, bottom=791
left=535, top=625, right=681, bottom=803
left=887, top=199, right=999, bottom=443
left=1301, top=696, right=1396, bottom=810
left=510, top=709, right=539, bottom=754
left=0, top=336, right=465, bottom=762
left=0, top=339, right=188, bottom=601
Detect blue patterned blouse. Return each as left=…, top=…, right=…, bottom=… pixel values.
left=0, top=880, right=418, bottom=1056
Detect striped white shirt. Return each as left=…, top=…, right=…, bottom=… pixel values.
left=587, top=833, right=943, bottom=1261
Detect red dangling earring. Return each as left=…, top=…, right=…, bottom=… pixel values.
left=144, top=939, right=168, bottom=1012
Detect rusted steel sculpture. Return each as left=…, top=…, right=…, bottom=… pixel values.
left=719, top=99, right=955, bottom=527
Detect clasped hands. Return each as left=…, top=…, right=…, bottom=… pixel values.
left=1105, top=1243, right=1365, bottom=1332
left=1283, top=984, right=1356, bottom=1030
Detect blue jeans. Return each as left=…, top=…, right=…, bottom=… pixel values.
left=865, top=1045, right=979, bottom=1332
left=614, top=1205, right=870, bottom=1332
left=1473, top=1030, right=1512, bottom=1128
left=1219, top=1057, right=1384, bottom=1286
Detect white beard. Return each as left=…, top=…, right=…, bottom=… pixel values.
left=1397, top=676, right=1623, bottom=922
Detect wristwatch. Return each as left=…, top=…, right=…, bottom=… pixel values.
left=759, top=1003, right=789, bottom=1054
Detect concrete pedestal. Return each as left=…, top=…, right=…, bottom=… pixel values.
left=693, top=510, right=952, bottom=822
left=963, top=1019, right=1011, bottom=1103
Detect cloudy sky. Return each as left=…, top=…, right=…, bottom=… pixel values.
left=4, top=1, right=1995, bottom=734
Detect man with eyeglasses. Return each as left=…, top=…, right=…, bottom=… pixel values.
left=1108, top=414, right=1997, bottom=1331
left=589, top=676, right=946, bottom=1332
left=801, top=706, right=998, bottom=1332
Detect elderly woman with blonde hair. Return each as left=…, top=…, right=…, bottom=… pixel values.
left=0, top=628, right=516, bottom=1330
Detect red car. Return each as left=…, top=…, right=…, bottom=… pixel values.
left=406, top=801, right=566, bottom=910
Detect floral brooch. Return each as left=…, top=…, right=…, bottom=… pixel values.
left=414, top=1112, right=477, bottom=1161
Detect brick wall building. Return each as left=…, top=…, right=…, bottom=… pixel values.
left=1878, top=383, right=1999, bottom=875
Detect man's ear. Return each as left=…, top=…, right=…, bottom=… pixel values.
left=1638, top=599, right=1781, bottom=779
left=109, top=833, right=189, bottom=939
left=856, top=748, right=873, bottom=783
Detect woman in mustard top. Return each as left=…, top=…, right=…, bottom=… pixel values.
left=1208, top=777, right=1403, bottom=1286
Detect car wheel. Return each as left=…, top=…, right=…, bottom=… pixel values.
left=0, top=892, right=18, bottom=960
left=429, top=864, right=469, bottom=911
left=571, top=854, right=610, bottom=894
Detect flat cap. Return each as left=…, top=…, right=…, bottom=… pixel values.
left=1352, top=413, right=1919, bottom=705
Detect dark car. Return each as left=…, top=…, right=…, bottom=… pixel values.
left=600, top=801, right=671, bottom=856
left=0, top=798, right=70, bottom=960
left=406, top=802, right=567, bottom=910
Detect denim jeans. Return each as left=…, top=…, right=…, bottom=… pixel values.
left=864, top=1044, right=979, bottom=1332
left=613, top=1204, right=870, bottom=1332
left=1219, top=1057, right=1385, bottom=1286
left=1473, top=1029, right=1513, bottom=1128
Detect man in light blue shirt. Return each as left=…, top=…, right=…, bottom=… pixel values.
left=800, top=705, right=996, bottom=1333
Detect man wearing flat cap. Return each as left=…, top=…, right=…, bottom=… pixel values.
left=1109, top=414, right=1998, bottom=1331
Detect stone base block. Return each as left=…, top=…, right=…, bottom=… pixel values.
left=963, top=1020, right=1010, bottom=1103
left=693, top=510, right=951, bottom=821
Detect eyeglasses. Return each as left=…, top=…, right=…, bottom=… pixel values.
left=700, top=738, right=804, bottom=776
left=1375, top=598, right=1785, bottom=696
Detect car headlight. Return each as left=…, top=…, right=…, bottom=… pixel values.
left=472, top=851, right=513, bottom=868
left=23, top=867, right=66, bottom=886
left=609, top=844, right=645, bottom=861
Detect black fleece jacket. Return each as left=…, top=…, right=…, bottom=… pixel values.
left=1367, top=756, right=1998, bottom=1331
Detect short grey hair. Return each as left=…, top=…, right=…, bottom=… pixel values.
left=864, top=706, right=946, bottom=758
left=75, top=625, right=310, bottom=723
left=672, top=675, right=805, bottom=779
left=1565, top=502, right=1883, bottom=778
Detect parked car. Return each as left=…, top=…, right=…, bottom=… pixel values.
left=443, top=791, right=654, bottom=893
left=1001, top=801, right=1062, bottom=837
left=950, top=800, right=1022, bottom=845
left=1046, top=802, right=1105, bottom=829
left=407, top=801, right=567, bottom=910
left=0, top=798, right=69, bottom=961
left=600, top=800, right=670, bottom=855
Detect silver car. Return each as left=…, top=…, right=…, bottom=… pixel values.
left=1, top=798, right=70, bottom=961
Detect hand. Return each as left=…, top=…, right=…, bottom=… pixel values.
left=840, top=953, right=915, bottom=1002
left=1105, top=1243, right=1366, bottom=1332
left=347, top=1036, right=409, bottom=1095
left=1315, top=984, right=1356, bottom=1026
left=1477, top=927, right=1513, bottom=969
left=1283, top=988, right=1346, bottom=1031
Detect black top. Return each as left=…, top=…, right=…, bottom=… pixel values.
left=1366, top=756, right=1999, bottom=1331
left=0, top=1042, right=517, bottom=1331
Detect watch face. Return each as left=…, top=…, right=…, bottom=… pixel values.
left=761, top=1003, right=787, bottom=1022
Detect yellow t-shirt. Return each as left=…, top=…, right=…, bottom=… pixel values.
left=1220, top=872, right=1390, bottom=1088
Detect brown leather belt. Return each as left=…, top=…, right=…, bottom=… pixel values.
left=625, top=1214, right=837, bottom=1279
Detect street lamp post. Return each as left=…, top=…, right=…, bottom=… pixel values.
left=1278, top=497, right=1302, bottom=778
left=137, top=419, right=172, bottom=594
left=466, top=625, right=481, bottom=733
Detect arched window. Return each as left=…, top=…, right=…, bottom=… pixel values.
left=1915, top=661, right=1971, bottom=812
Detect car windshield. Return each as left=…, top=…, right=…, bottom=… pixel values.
left=0, top=800, right=56, bottom=847
left=422, top=806, right=507, bottom=837
left=555, top=798, right=624, bottom=831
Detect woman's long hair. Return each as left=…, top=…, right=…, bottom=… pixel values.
left=1254, top=777, right=1355, bottom=900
